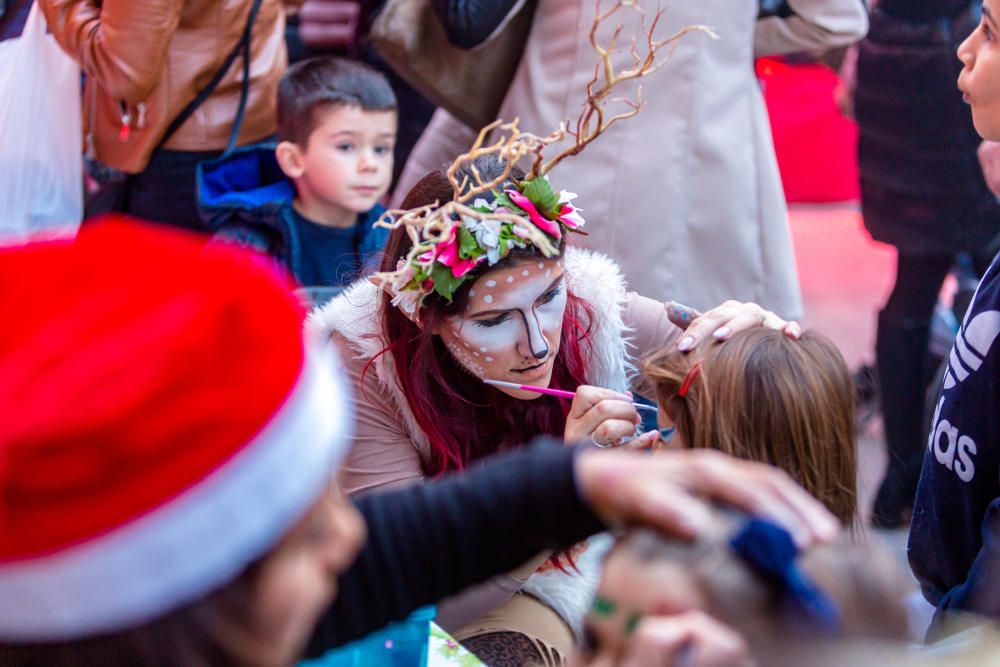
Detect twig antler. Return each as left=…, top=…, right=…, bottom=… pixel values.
left=445, top=119, right=566, bottom=204
left=370, top=0, right=713, bottom=314
left=528, top=1, right=716, bottom=179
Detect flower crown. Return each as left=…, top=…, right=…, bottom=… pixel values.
left=372, top=1, right=714, bottom=316
left=380, top=171, right=586, bottom=314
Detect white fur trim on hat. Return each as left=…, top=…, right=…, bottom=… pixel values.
left=0, top=343, right=352, bottom=641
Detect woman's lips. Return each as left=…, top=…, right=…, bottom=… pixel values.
left=512, top=357, right=552, bottom=380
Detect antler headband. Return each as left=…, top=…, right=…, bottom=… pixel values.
left=373, top=2, right=716, bottom=316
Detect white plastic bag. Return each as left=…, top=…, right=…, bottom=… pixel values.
left=0, top=1, right=82, bottom=243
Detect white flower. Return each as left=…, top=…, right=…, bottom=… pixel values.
left=465, top=218, right=504, bottom=264
left=560, top=207, right=585, bottom=228
left=558, top=190, right=578, bottom=204
left=472, top=197, right=497, bottom=211
left=391, top=289, right=422, bottom=315
left=557, top=190, right=585, bottom=228
left=392, top=263, right=416, bottom=290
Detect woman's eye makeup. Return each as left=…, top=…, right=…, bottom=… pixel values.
left=536, top=285, right=563, bottom=306
left=473, top=313, right=511, bottom=328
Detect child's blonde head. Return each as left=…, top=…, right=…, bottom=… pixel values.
left=643, top=328, right=857, bottom=524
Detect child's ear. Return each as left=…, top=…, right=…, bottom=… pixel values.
left=275, top=141, right=305, bottom=179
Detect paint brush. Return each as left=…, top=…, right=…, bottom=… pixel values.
left=483, top=379, right=658, bottom=412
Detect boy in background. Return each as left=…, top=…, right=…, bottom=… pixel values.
left=200, top=56, right=396, bottom=290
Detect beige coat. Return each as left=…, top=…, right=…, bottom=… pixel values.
left=393, top=0, right=868, bottom=318
left=40, top=0, right=299, bottom=173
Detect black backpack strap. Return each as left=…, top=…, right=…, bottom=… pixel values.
left=157, top=0, right=263, bottom=152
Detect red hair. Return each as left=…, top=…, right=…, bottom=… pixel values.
left=376, top=283, right=594, bottom=475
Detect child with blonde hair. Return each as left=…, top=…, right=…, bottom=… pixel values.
left=643, top=328, right=858, bottom=525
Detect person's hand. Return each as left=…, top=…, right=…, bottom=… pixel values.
left=298, top=0, right=360, bottom=50
left=564, top=385, right=659, bottom=450
left=667, top=301, right=801, bottom=352
left=620, top=611, right=751, bottom=667
left=978, top=140, right=1000, bottom=198
left=574, top=448, right=839, bottom=549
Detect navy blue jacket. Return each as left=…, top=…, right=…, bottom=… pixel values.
left=910, top=253, right=1000, bottom=639
left=198, top=144, right=389, bottom=288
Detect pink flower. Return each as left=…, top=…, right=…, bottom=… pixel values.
left=436, top=227, right=482, bottom=277
left=558, top=204, right=585, bottom=229
left=506, top=190, right=562, bottom=239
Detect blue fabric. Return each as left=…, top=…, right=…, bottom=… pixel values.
left=729, top=519, right=841, bottom=635
left=198, top=143, right=389, bottom=288
left=909, top=252, right=1000, bottom=640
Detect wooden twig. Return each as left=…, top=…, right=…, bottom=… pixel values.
left=528, top=1, right=716, bottom=179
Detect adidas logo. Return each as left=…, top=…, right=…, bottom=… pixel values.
left=943, top=310, right=1000, bottom=390
left=929, top=310, right=1000, bottom=482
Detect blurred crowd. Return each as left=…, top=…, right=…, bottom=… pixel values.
left=4, top=0, right=1000, bottom=666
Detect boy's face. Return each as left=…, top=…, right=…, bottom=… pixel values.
left=959, top=1, right=1000, bottom=140
left=294, top=105, right=396, bottom=217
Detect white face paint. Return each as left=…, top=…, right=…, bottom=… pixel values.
left=437, top=258, right=567, bottom=400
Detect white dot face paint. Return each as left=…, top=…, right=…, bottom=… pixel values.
left=437, top=258, right=567, bottom=399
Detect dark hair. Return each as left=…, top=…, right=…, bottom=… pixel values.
left=0, top=563, right=262, bottom=667
left=372, top=155, right=595, bottom=475
left=277, top=56, right=397, bottom=145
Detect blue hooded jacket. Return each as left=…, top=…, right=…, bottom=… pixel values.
left=197, top=143, right=389, bottom=288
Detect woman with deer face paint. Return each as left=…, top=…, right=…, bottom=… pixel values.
left=311, top=16, right=799, bottom=661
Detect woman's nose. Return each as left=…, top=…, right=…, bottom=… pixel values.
left=517, top=310, right=549, bottom=359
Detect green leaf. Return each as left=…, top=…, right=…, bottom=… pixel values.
left=520, top=178, right=559, bottom=218
left=457, top=226, right=479, bottom=259
left=493, top=190, right=518, bottom=212
left=430, top=262, right=464, bottom=302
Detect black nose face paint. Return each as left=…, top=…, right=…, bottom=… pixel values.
left=518, top=309, right=550, bottom=360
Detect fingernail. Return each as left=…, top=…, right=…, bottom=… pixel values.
left=713, top=326, right=731, bottom=339
left=678, top=336, right=694, bottom=352
left=787, top=322, right=802, bottom=339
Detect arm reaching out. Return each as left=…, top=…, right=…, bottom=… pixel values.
left=307, top=441, right=838, bottom=653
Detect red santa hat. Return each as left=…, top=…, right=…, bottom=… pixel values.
left=0, top=218, right=352, bottom=641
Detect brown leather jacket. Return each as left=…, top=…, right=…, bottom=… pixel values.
left=40, top=0, right=301, bottom=174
